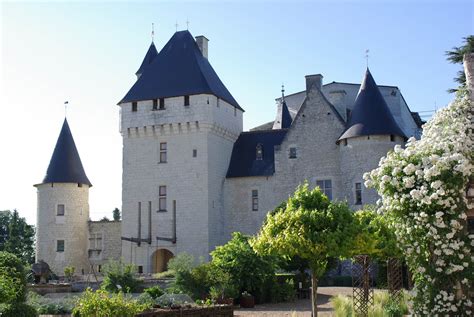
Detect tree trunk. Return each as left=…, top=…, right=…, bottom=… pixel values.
left=311, top=271, right=318, bottom=317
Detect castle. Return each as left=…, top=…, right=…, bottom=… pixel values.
left=35, top=30, right=423, bottom=275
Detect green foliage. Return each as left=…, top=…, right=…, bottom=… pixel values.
left=0, top=251, right=27, bottom=304
left=64, top=266, right=75, bottom=281
left=446, top=36, right=474, bottom=92
left=269, top=278, right=296, bottom=303
left=0, top=210, right=35, bottom=264
left=169, top=262, right=212, bottom=299
left=331, top=291, right=409, bottom=317
left=72, top=288, right=150, bottom=317
left=352, top=208, right=400, bottom=260
left=113, top=208, right=121, bottom=221
left=27, top=292, right=76, bottom=315
left=100, top=260, right=142, bottom=293
left=251, top=183, right=357, bottom=278
left=153, top=270, right=175, bottom=279
left=167, top=253, right=195, bottom=273
left=144, top=285, right=164, bottom=299
left=0, top=302, right=38, bottom=317
left=211, top=232, right=276, bottom=301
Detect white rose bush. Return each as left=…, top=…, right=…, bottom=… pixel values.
left=365, top=89, right=474, bottom=316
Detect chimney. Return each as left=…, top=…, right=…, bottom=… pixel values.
left=305, top=74, right=323, bottom=94
left=195, top=35, right=209, bottom=59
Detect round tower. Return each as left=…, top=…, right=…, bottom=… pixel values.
left=34, top=118, right=92, bottom=276
left=338, top=69, right=406, bottom=208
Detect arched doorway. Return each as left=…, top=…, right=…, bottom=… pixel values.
left=151, top=249, right=174, bottom=273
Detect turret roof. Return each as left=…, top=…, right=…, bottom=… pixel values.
left=40, top=119, right=92, bottom=186
left=119, top=30, right=242, bottom=111
left=135, top=42, right=158, bottom=76
left=273, top=100, right=293, bottom=129
left=338, top=69, right=406, bottom=141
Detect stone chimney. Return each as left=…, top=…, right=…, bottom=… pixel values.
left=305, top=74, right=323, bottom=94
left=195, top=35, right=209, bottom=59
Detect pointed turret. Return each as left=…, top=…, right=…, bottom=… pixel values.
left=119, top=30, right=242, bottom=110
left=135, top=42, right=158, bottom=79
left=338, top=69, right=405, bottom=142
left=41, top=119, right=92, bottom=186
left=273, top=86, right=292, bottom=129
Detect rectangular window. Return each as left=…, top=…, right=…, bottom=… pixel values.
left=289, top=147, right=297, bottom=159
left=234, top=107, right=237, bottom=116
left=159, top=98, right=165, bottom=110
left=193, top=149, right=197, bottom=157
left=153, top=99, right=158, bottom=110
left=252, top=190, right=259, bottom=211
left=159, top=142, right=167, bottom=163
left=138, top=266, right=143, bottom=274
left=390, top=134, right=395, bottom=142
left=355, top=183, right=362, bottom=205
left=184, top=95, right=190, bottom=106
left=57, top=240, right=65, bottom=252
left=57, top=204, right=65, bottom=216
left=316, top=180, right=332, bottom=200
left=132, top=102, right=137, bottom=112
left=159, top=186, right=167, bottom=211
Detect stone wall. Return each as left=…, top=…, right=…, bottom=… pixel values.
left=88, top=220, right=122, bottom=269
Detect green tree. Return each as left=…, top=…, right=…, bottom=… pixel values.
left=113, top=208, right=121, bottom=221
left=446, top=35, right=474, bottom=92
left=0, top=210, right=35, bottom=264
left=251, top=183, right=357, bottom=317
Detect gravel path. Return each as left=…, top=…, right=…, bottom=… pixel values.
left=234, top=287, right=352, bottom=317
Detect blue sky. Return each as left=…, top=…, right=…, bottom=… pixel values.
left=0, top=0, right=472, bottom=224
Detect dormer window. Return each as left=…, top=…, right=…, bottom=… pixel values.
left=256, top=144, right=263, bottom=160
left=184, top=95, right=190, bottom=106
left=159, top=98, right=165, bottom=110
left=132, top=102, right=137, bottom=112
left=153, top=99, right=158, bottom=110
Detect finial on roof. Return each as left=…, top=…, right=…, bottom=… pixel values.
left=281, top=84, right=285, bottom=100
left=64, top=101, right=69, bottom=118
left=175, top=21, right=178, bottom=32
left=365, top=49, right=370, bottom=68
left=186, top=18, right=189, bottom=30
left=151, top=23, right=155, bottom=42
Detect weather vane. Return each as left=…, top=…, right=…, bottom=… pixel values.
left=365, top=49, right=370, bottom=68
left=151, top=23, right=154, bottom=42
left=64, top=101, right=69, bottom=117
left=281, top=83, right=285, bottom=99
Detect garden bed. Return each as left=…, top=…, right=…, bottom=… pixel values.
left=136, top=305, right=233, bottom=317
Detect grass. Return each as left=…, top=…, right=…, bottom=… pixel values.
left=331, top=290, right=409, bottom=317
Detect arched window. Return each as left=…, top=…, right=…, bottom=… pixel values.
left=256, top=143, right=263, bottom=160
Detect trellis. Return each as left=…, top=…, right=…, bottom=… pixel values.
left=387, top=257, right=404, bottom=303
left=352, top=255, right=373, bottom=317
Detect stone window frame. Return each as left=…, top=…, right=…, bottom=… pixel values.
left=355, top=182, right=363, bottom=205
left=289, top=147, right=297, bottom=159
left=251, top=189, right=259, bottom=211
left=57, top=204, right=65, bottom=216
left=159, top=98, right=165, bottom=110
left=89, top=232, right=103, bottom=250
left=56, top=240, right=65, bottom=252
left=184, top=95, right=190, bottom=107
left=316, top=179, right=333, bottom=200
left=158, top=185, right=167, bottom=212
left=159, top=142, right=167, bottom=163
left=152, top=99, right=158, bottom=111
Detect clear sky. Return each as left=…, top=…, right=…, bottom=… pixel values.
left=0, top=0, right=472, bottom=225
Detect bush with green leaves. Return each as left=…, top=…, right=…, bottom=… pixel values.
left=144, top=285, right=164, bottom=299
left=64, top=266, right=75, bottom=282
left=211, top=232, right=276, bottom=302
left=72, top=288, right=150, bottom=317
left=27, top=292, right=76, bottom=315
left=100, top=260, right=142, bottom=293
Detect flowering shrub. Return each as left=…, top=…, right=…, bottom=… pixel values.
left=365, top=89, right=473, bottom=315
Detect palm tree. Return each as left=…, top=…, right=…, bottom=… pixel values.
left=446, top=36, right=474, bottom=92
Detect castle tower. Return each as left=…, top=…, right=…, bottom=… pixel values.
left=35, top=119, right=91, bottom=275
left=338, top=69, right=406, bottom=207
left=118, top=31, right=243, bottom=273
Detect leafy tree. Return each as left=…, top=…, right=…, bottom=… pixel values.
left=113, top=208, right=121, bottom=221
left=0, top=210, right=35, bottom=264
left=101, top=260, right=142, bottom=293
left=211, top=232, right=276, bottom=301
left=446, top=35, right=474, bottom=92
left=100, top=216, right=110, bottom=222
left=251, top=183, right=358, bottom=316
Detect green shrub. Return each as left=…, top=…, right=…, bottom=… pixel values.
left=170, top=262, right=212, bottom=299
left=144, top=285, right=165, bottom=299
left=153, top=270, right=175, bottom=279
left=167, top=253, right=195, bottom=273
left=0, top=303, right=38, bottom=317
left=269, top=278, right=296, bottom=303
left=100, top=260, right=142, bottom=293
left=0, top=251, right=27, bottom=304
left=72, top=288, right=150, bottom=317
left=64, top=266, right=75, bottom=282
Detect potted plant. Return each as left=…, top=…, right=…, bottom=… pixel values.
left=240, top=291, right=255, bottom=308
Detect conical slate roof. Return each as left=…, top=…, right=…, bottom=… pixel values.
left=273, top=100, right=292, bottom=129
left=338, top=69, right=406, bottom=141
left=135, top=42, right=158, bottom=77
left=41, top=119, right=92, bottom=186
left=119, top=30, right=242, bottom=110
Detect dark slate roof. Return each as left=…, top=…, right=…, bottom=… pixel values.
left=120, top=30, right=242, bottom=111
left=338, top=69, right=406, bottom=141
left=41, top=119, right=92, bottom=186
left=273, top=100, right=293, bottom=129
left=135, top=42, right=158, bottom=76
left=226, top=130, right=287, bottom=178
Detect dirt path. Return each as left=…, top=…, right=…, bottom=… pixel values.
left=234, top=287, right=352, bottom=317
